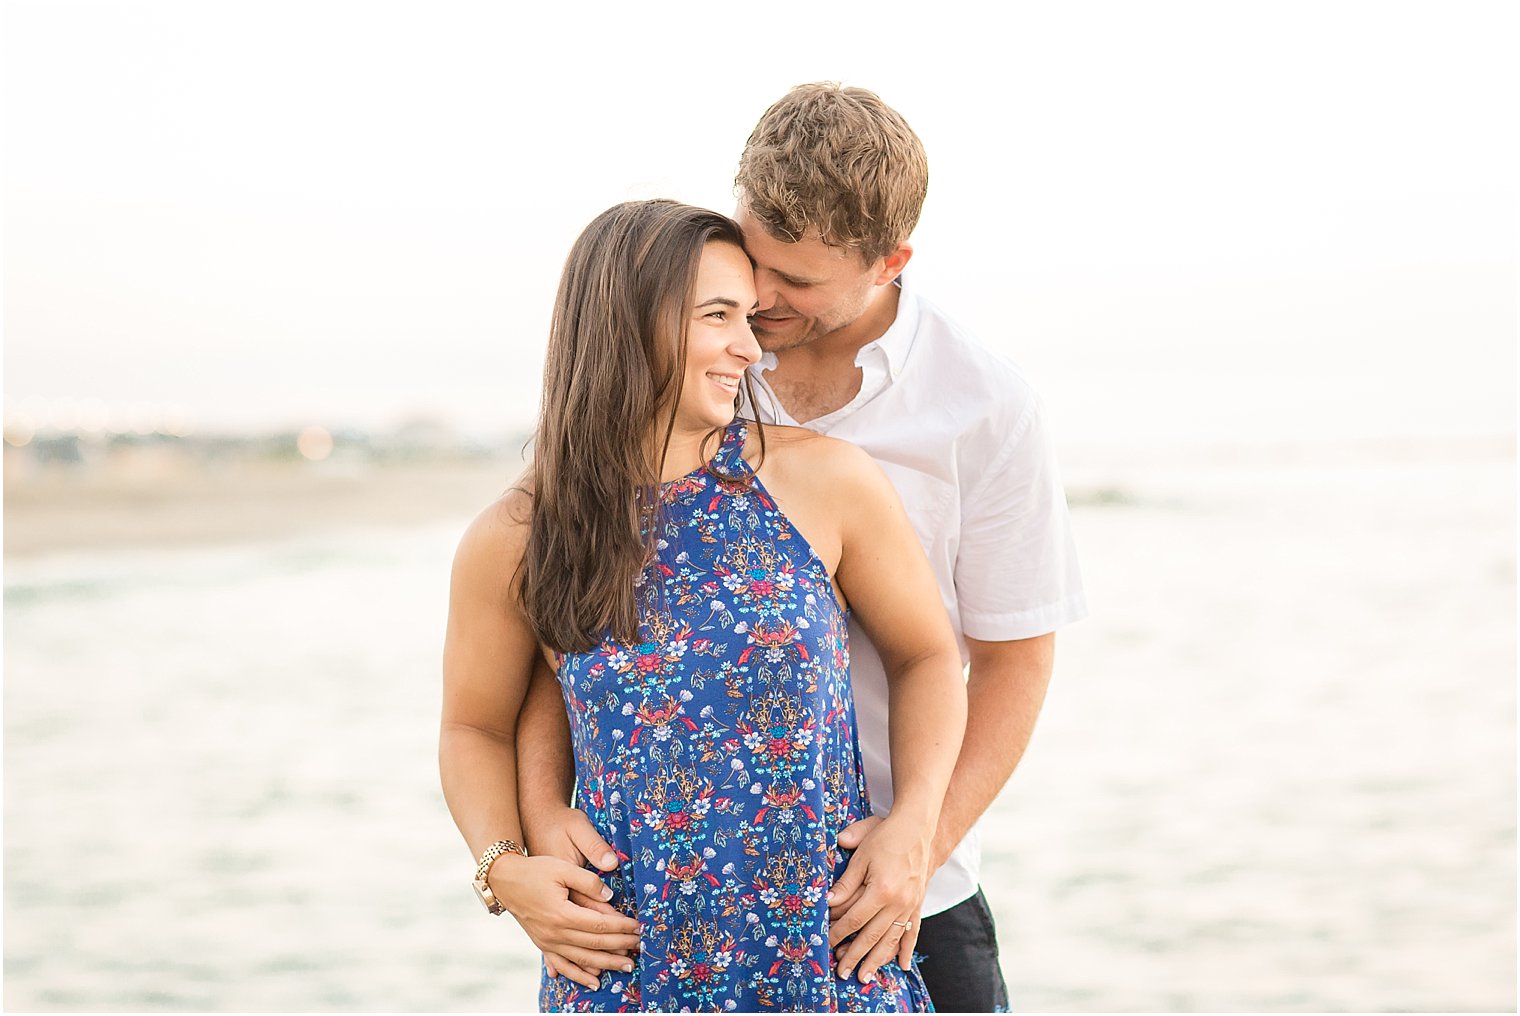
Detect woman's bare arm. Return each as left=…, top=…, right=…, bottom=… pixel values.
left=816, top=440, right=968, bottom=983
left=439, top=493, right=639, bottom=988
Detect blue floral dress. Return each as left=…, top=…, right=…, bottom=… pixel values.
left=539, top=417, right=932, bottom=1013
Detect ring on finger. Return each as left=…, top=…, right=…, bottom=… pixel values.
left=891, top=920, right=913, bottom=930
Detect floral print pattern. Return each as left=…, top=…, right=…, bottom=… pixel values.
left=540, top=418, right=931, bottom=1013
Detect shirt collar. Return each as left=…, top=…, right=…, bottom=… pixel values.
left=862, top=274, right=919, bottom=380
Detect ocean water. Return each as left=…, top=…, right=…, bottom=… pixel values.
left=3, top=444, right=1514, bottom=1012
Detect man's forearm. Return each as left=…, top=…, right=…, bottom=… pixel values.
left=932, top=633, right=1055, bottom=867
left=515, top=656, right=577, bottom=851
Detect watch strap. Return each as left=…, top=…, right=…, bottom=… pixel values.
left=474, top=838, right=529, bottom=882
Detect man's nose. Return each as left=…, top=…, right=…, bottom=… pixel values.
left=752, top=274, right=780, bottom=313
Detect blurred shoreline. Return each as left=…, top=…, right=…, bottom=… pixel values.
left=5, top=431, right=1511, bottom=560
left=3, top=453, right=526, bottom=559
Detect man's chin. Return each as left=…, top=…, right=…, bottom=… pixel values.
left=754, top=324, right=813, bottom=354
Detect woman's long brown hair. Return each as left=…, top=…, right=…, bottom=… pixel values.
left=518, top=199, right=763, bottom=654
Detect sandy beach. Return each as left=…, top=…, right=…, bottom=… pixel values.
left=11, top=434, right=1498, bottom=559
left=3, top=452, right=526, bottom=559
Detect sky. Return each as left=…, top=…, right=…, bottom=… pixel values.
left=4, top=0, right=1515, bottom=447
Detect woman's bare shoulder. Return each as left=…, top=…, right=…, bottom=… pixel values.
left=453, top=477, right=535, bottom=592
left=748, top=423, right=880, bottom=486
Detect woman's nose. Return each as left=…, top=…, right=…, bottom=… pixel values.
left=734, top=323, right=763, bottom=364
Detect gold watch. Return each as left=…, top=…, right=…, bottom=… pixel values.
left=472, top=839, right=528, bottom=915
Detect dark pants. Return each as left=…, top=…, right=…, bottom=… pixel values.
left=915, top=888, right=1009, bottom=1013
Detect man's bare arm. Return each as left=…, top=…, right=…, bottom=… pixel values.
left=835, top=631, right=1054, bottom=900
left=931, top=633, right=1055, bottom=867
left=516, top=655, right=575, bottom=844
left=516, top=654, right=620, bottom=872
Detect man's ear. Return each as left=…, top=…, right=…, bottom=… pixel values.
left=874, top=242, right=913, bottom=285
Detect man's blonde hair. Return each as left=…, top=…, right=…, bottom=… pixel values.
left=735, top=82, right=928, bottom=262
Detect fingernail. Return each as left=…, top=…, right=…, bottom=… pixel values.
left=862, top=971, right=875, bottom=984
left=601, top=885, right=614, bottom=901
left=622, top=963, right=633, bottom=973
left=600, top=853, right=618, bottom=869
left=839, top=968, right=851, bottom=980
left=825, top=891, right=835, bottom=903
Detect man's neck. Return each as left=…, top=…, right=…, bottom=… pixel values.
left=766, top=284, right=900, bottom=424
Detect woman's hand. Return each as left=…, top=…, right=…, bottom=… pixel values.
left=825, top=812, right=932, bottom=985
left=489, top=853, right=641, bottom=991
left=523, top=804, right=628, bottom=982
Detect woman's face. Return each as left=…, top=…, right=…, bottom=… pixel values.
left=674, top=241, right=761, bottom=431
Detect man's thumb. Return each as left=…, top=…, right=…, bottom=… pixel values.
left=570, top=811, right=619, bottom=871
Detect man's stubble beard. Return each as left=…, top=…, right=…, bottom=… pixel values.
left=756, top=302, right=864, bottom=356
left=755, top=326, right=819, bottom=355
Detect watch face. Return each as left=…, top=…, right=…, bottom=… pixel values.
left=473, top=878, right=506, bottom=915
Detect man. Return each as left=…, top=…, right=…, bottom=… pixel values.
left=516, top=83, right=1086, bottom=1012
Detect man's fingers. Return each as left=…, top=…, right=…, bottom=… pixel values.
left=543, top=951, right=597, bottom=990
left=559, top=945, right=632, bottom=978
left=835, top=814, right=882, bottom=850
left=544, top=952, right=588, bottom=987
left=561, top=865, right=615, bottom=904
left=568, top=812, right=619, bottom=871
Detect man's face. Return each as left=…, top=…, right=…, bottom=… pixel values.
left=735, top=206, right=885, bottom=354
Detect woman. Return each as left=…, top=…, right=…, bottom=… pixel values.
left=440, top=200, right=966, bottom=1012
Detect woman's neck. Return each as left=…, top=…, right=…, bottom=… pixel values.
left=656, top=419, right=726, bottom=483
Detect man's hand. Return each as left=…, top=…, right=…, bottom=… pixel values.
left=524, top=804, right=625, bottom=982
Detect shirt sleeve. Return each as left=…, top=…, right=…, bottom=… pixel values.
left=954, top=396, right=1089, bottom=641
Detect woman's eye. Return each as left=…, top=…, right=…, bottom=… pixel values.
left=706, top=310, right=727, bottom=321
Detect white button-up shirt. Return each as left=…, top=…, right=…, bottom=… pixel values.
left=746, top=275, right=1088, bottom=916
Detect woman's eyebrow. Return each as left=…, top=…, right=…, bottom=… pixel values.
left=695, top=297, right=742, bottom=309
